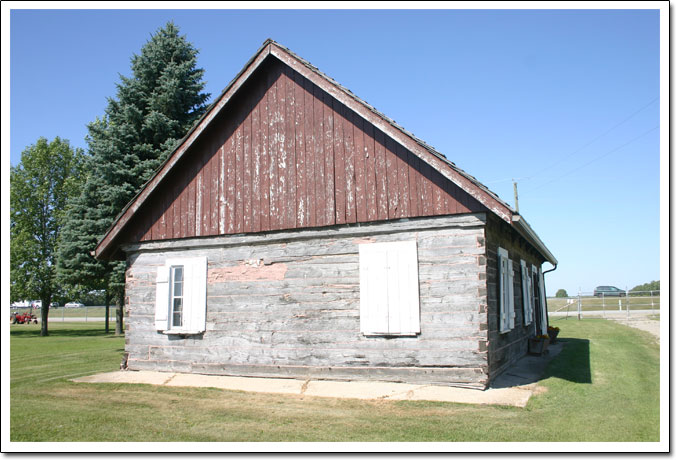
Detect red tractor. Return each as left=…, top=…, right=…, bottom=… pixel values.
left=11, top=312, right=38, bottom=324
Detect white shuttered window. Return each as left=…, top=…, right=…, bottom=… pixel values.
left=498, top=247, right=515, bottom=333
left=155, top=256, right=207, bottom=334
left=359, top=241, right=420, bottom=336
left=520, top=260, right=533, bottom=326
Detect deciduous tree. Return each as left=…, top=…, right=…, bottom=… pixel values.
left=630, top=280, right=660, bottom=296
left=11, top=137, right=84, bottom=336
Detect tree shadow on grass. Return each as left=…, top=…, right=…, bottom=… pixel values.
left=9, top=327, right=122, bottom=339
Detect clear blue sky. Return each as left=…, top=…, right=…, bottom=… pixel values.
left=8, top=7, right=662, bottom=294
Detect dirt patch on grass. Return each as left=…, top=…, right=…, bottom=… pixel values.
left=609, top=318, right=660, bottom=343
left=532, top=386, right=549, bottom=396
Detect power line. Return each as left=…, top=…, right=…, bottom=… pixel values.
left=526, top=125, right=659, bottom=192
left=527, top=96, right=658, bottom=178
left=484, top=96, right=658, bottom=185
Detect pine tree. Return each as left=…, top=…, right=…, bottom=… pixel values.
left=56, top=152, right=115, bottom=330
left=56, top=22, right=210, bottom=334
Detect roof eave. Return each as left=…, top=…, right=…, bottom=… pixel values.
left=511, top=215, right=558, bottom=265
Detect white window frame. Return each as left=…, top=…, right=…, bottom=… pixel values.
left=155, top=256, right=207, bottom=335
left=498, top=247, right=515, bottom=333
left=169, top=265, right=185, bottom=329
left=359, top=240, right=420, bottom=336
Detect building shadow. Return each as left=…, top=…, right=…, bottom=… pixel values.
left=490, top=338, right=591, bottom=389
left=542, top=338, right=592, bottom=384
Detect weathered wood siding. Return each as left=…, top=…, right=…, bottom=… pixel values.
left=124, top=58, right=486, bottom=245
left=485, top=214, right=547, bottom=380
left=123, top=214, right=490, bottom=388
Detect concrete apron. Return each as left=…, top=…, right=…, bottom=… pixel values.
left=72, top=342, right=564, bottom=408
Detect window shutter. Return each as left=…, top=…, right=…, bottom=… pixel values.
left=498, top=247, right=509, bottom=333
left=360, top=244, right=392, bottom=334
left=498, top=252, right=505, bottom=333
left=405, top=241, right=421, bottom=334
left=189, top=256, right=208, bottom=333
left=520, top=260, right=528, bottom=323
left=507, top=258, right=515, bottom=329
left=521, top=260, right=532, bottom=325
left=155, top=265, right=169, bottom=331
left=527, top=279, right=533, bottom=325
left=530, top=264, right=538, bottom=326
left=388, top=241, right=420, bottom=335
left=386, top=249, right=402, bottom=333
left=359, top=241, right=420, bottom=335
left=538, top=267, right=548, bottom=333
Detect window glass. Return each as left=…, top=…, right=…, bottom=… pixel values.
left=171, top=266, right=184, bottom=328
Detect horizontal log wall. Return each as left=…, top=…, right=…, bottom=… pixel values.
left=485, top=214, right=547, bottom=380
left=125, top=57, right=486, bottom=245
left=124, top=214, right=490, bottom=388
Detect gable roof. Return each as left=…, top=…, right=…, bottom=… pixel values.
left=95, top=39, right=556, bottom=265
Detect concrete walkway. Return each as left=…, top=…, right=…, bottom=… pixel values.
left=72, top=342, right=564, bottom=407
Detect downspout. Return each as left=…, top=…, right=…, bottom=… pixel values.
left=542, top=263, right=558, bottom=324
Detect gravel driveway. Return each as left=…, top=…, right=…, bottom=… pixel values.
left=610, top=316, right=660, bottom=342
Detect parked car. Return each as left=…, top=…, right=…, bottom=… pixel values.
left=593, top=286, right=626, bottom=297
left=64, top=302, right=85, bottom=308
left=10, top=301, right=31, bottom=308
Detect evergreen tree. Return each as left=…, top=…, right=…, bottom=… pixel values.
left=11, top=137, right=85, bottom=336
left=56, top=152, right=116, bottom=330
left=56, top=22, right=210, bottom=334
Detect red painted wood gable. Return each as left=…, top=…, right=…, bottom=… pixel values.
left=125, top=57, right=486, bottom=244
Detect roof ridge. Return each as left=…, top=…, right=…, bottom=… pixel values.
left=94, top=38, right=550, bottom=262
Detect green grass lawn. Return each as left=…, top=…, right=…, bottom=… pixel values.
left=548, top=295, right=661, bottom=312
left=10, top=318, right=660, bottom=442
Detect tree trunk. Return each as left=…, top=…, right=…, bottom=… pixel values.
left=40, top=298, right=50, bottom=336
left=115, top=291, right=124, bottom=335
left=105, top=290, right=110, bottom=334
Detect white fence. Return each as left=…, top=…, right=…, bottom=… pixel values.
left=549, top=290, right=660, bottom=319
left=10, top=305, right=117, bottom=323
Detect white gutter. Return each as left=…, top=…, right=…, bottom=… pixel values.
left=511, top=215, right=558, bottom=266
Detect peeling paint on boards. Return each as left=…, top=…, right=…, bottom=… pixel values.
left=208, top=262, right=288, bottom=283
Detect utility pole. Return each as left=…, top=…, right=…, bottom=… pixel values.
left=513, top=180, right=519, bottom=213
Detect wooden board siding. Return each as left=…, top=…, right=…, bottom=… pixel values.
left=484, top=214, right=547, bottom=381
left=123, top=214, right=490, bottom=388
left=124, top=58, right=485, bottom=245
